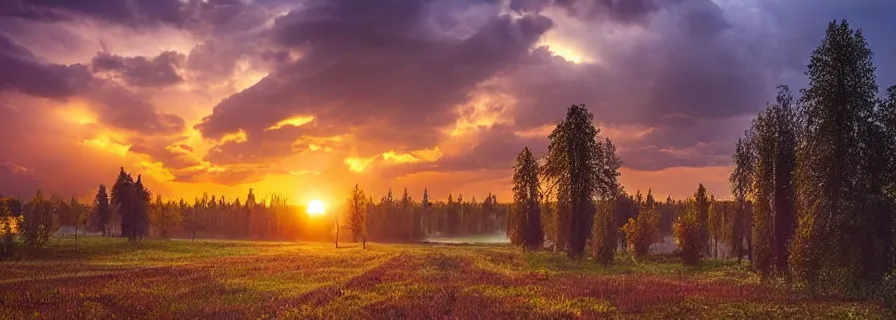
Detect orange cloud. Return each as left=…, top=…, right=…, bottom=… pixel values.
left=265, top=115, right=315, bottom=131
left=382, top=147, right=443, bottom=164
left=83, top=137, right=130, bottom=156
left=344, top=157, right=376, bottom=173
left=220, top=129, right=248, bottom=144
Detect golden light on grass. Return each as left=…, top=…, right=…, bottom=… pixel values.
left=307, top=199, right=325, bottom=216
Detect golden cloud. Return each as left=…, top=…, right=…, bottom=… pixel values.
left=265, top=115, right=315, bottom=131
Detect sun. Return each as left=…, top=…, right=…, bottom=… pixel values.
left=307, top=199, right=325, bottom=216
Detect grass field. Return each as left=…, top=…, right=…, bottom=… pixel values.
left=0, top=237, right=890, bottom=319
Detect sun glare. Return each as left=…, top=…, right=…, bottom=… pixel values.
left=307, top=199, right=325, bottom=216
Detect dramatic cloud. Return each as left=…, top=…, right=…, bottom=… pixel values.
left=92, top=51, right=186, bottom=87
left=1, top=0, right=895, bottom=201
left=1, top=0, right=186, bottom=28
left=0, top=32, right=90, bottom=98
left=195, top=0, right=553, bottom=163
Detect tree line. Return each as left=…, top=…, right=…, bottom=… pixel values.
left=504, top=104, right=736, bottom=266
left=344, top=185, right=510, bottom=244
left=730, top=20, right=896, bottom=299
left=503, top=20, right=895, bottom=305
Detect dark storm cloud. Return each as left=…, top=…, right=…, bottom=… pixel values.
left=1, top=0, right=293, bottom=39
left=85, top=81, right=186, bottom=135
left=434, top=126, right=548, bottom=172
left=91, top=51, right=186, bottom=87
left=492, top=0, right=767, bottom=171
left=195, top=0, right=552, bottom=165
left=510, top=0, right=661, bottom=24
left=758, top=0, right=896, bottom=89
left=0, top=0, right=186, bottom=27
left=0, top=33, right=185, bottom=136
left=0, top=32, right=91, bottom=98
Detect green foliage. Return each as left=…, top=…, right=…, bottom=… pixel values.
left=149, top=195, right=182, bottom=240
left=694, top=184, right=710, bottom=255
left=740, top=86, right=799, bottom=276
left=20, top=191, right=57, bottom=249
left=347, top=184, right=367, bottom=242
left=542, top=104, right=621, bottom=259
left=0, top=196, right=20, bottom=259
left=621, top=195, right=660, bottom=258
left=511, top=147, right=543, bottom=249
left=591, top=200, right=616, bottom=266
left=674, top=200, right=702, bottom=265
left=789, top=20, right=888, bottom=296
left=111, top=168, right=151, bottom=241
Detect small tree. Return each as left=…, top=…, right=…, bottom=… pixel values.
left=592, top=199, right=617, bottom=266
left=0, top=197, right=20, bottom=259
left=69, top=197, right=88, bottom=251
left=674, top=200, right=703, bottom=265
left=20, top=191, right=57, bottom=248
left=347, top=184, right=367, bottom=243
left=621, top=200, right=661, bottom=258
left=95, top=185, right=111, bottom=236
left=150, top=196, right=181, bottom=240
left=512, top=147, right=543, bottom=249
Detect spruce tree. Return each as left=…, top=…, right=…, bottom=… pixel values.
left=543, top=104, right=621, bottom=259
left=95, top=185, right=110, bottom=236
left=111, top=168, right=134, bottom=239
left=790, top=20, right=881, bottom=295
left=750, top=106, right=778, bottom=275
left=592, top=199, right=616, bottom=266
left=134, top=175, right=150, bottom=240
left=771, top=86, right=799, bottom=274
left=512, top=147, right=542, bottom=249
left=695, top=184, right=710, bottom=256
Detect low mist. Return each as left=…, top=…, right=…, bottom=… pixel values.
left=422, top=232, right=510, bottom=245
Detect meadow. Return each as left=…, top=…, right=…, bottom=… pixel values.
left=0, top=237, right=890, bottom=320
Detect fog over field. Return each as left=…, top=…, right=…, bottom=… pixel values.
left=423, top=233, right=511, bottom=245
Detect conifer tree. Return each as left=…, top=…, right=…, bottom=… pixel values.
left=695, top=184, right=710, bottom=255
left=790, top=20, right=883, bottom=295
left=95, top=185, right=111, bottom=236
left=543, top=104, right=621, bottom=259
left=592, top=199, right=616, bottom=266
left=622, top=189, right=660, bottom=257
left=512, top=147, right=542, bottom=249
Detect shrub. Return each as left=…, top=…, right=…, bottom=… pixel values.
left=621, top=205, right=660, bottom=257
left=673, top=202, right=702, bottom=265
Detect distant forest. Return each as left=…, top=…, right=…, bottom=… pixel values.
left=1, top=20, right=895, bottom=305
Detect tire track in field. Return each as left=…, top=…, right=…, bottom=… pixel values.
left=279, top=252, right=411, bottom=309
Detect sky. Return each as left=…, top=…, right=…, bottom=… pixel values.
left=1, top=0, right=895, bottom=206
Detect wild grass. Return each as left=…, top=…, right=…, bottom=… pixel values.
left=0, top=237, right=890, bottom=319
